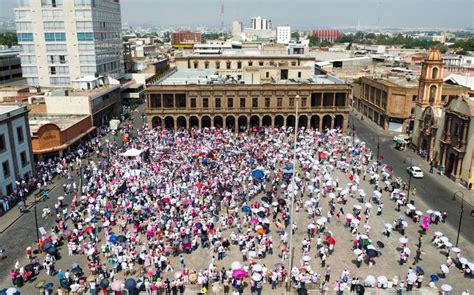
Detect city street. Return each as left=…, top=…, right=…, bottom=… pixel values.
left=350, top=112, right=474, bottom=246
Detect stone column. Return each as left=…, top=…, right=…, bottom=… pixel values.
left=461, top=121, right=468, bottom=145
left=455, top=156, right=463, bottom=180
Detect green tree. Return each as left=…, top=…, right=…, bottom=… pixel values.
left=291, top=32, right=299, bottom=41
left=0, top=32, right=18, bottom=47
left=308, top=35, right=319, bottom=46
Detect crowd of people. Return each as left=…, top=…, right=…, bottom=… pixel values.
left=3, top=111, right=473, bottom=295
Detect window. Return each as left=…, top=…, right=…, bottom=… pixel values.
left=204, top=61, right=209, bottom=69
left=311, top=93, right=322, bottom=107
left=16, top=22, right=32, bottom=31
left=323, top=93, right=333, bottom=106
left=41, top=0, right=63, bottom=7
left=76, top=21, right=93, bottom=30
left=226, top=61, right=231, bottom=69
left=215, top=98, right=221, bottom=109
left=44, top=32, right=66, bottom=42
left=190, top=98, right=196, bottom=108
left=289, top=97, right=295, bottom=107
left=15, top=10, right=30, bottom=20
left=21, top=44, right=35, bottom=53
left=46, top=44, right=67, bottom=52
left=49, top=77, right=70, bottom=85
left=49, top=66, right=68, bottom=75
left=150, top=94, right=161, bottom=108
left=259, top=61, right=264, bottom=66
left=227, top=97, right=233, bottom=108
left=17, top=33, right=33, bottom=42
left=264, top=97, right=270, bottom=108
left=176, top=94, right=186, bottom=108
left=432, top=67, right=439, bottom=79
left=21, top=55, right=36, bottom=64
left=42, top=9, right=63, bottom=18
left=193, top=61, right=198, bottom=69
left=266, top=72, right=269, bottom=78
left=301, top=97, right=307, bottom=107
left=2, top=161, right=10, bottom=178
left=49, top=66, right=56, bottom=75
left=16, top=126, right=24, bottom=143
left=298, top=71, right=302, bottom=78
left=20, top=151, right=28, bottom=167
left=248, top=61, right=253, bottom=66
left=335, top=93, right=346, bottom=107
left=163, top=94, right=174, bottom=108
left=429, top=85, right=437, bottom=103
left=77, top=32, right=93, bottom=41
left=203, top=98, right=209, bottom=108
left=0, top=134, right=5, bottom=152
left=215, top=61, right=220, bottom=69
left=237, top=61, right=242, bottom=69
left=277, top=97, right=283, bottom=107
left=252, top=97, right=258, bottom=108
left=240, top=97, right=246, bottom=108
left=43, top=21, right=64, bottom=30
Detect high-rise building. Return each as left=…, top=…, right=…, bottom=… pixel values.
left=276, top=26, right=291, bottom=44
left=231, top=21, right=242, bottom=38
left=14, top=0, right=124, bottom=88
left=250, top=16, right=272, bottom=30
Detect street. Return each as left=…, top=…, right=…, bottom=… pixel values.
left=350, top=112, right=474, bottom=247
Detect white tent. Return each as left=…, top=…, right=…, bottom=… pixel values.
left=121, top=148, right=142, bottom=157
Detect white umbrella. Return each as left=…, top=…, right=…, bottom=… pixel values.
left=434, top=231, right=443, bottom=236
left=307, top=223, right=316, bottom=229
left=346, top=213, right=354, bottom=219
left=426, top=209, right=434, bottom=214
left=377, top=276, right=388, bottom=283
left=58, top=196, right=65, bottom=201
left=365, top=203, right=373, bottom=209
left=6, top=288, right=18, bottom=295
left=406, top=204, right=415, bottom=210
left=353, top=249, right=363, bottom=255
left=440, top=236, right=449, bottom=243
left=364, top=275, right=376, bottom=285
left=403, top=248, right=411, bottom=256
left=401, top=221, right=408, bottom=227
left=444, top=241, right=452, bottom=248
left=415, top=210, right=423, bottom=216
left=373, top=191, right=382, bottom=198
left=359, top=191, right=366, bottom=197
left=363, top=224, right=371, bottom=229
left=231, top=261, right=242, bottom=270
left=303, top=255, right=311, bottom=262
left=318, top=217, right=328, bottom=223
left=341, top=189, right=349, bottom=195
left=399, top=237, right=408, bottom=244
left=459, top=257, right=469, bottom=265
left=253, top=264, right=263, bottom=272
left=248, top=251, right=257, bottom=258
left=384, top=223, right=392, bottom=230
left=407, top=272, right=417, bottom=283
left=440, top=264, right=449, bottom=274
left=360, top=234, right=368, bottom=240
left=121, top=148, right=142, bottom=157
left=451, top=247, right=461, bottom=253
left=441, top=284, right=452, bottom=292
left=353, top=204, right=362, bottom=210
left=252, top=273, right=262, bottom=281
left=434, top=211, right=442, bottom=217
left=396, top=199, right=404, bottom=205
left=367, top=245, right=376, bottom=250
left=468, top=263, right=474, bottom=270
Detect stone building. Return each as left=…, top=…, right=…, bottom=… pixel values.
left=145, top=70, right=351, bottom=132
left=438, top=96, right=474, bottom=188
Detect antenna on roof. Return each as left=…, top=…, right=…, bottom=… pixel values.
left=221, top=0, right=224, bottom=33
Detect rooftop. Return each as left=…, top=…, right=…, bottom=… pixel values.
left=177, top=49, right=314, bottom=59
left=28, top=114, right=90, bottom=133
left=0, top=105, right=22, bottom=115
left=158, top=69, right=345, bottom=86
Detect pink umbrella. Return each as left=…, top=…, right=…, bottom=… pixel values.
left=421, top=222, right=429, bottom=230
left=251, top=218, right=258, bottom=224
left=110, top=280, right=123, bottom=291
left=232, top=269, right=248, bottom=279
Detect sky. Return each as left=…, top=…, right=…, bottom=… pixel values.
left=1, top=0, right=473, bottom=30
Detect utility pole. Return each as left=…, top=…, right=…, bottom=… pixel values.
left=405, top=156, right=413, bottom=204
left=287, top=95, right=299, bottom=291
left=453, top=191, right=464, bottom=247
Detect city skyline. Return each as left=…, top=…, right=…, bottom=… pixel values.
left=1, top=0, right=473, bottom=30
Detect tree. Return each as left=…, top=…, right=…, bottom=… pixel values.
left=291, top=32, right=299, bottom=41
left=0, top=32, right=18, bottom=47
left=308, top=35, right=319, bottom=46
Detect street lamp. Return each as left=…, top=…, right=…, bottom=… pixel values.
left=287, top=95, right=299, bottom=290
left=373, top=135, right=380, bottom=166
left=404, top=156, right=413, bottom=204
left=33, top=192, right=40, bottom=251
left=452, top=191, right=465, bottom=247
left=352, top=121, right=355, bottom=145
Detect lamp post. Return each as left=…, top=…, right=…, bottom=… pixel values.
left=33, top=192, right=40, bottom=251
left=373, top=135, right=380, bottom=167
left=352, top=121, right=355, bottom=145
left=452, top=191, right=464, bottom=247
left=404, top=156, right=413, bottom=204
left=287, top=95, right=299, bottom=290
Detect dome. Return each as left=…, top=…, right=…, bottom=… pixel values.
left=426, top=48, right=442, bottom=61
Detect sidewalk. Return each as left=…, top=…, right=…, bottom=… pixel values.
left=351, top=110, right=473, bottom=207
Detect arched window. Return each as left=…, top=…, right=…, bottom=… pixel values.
left=429, top=85, right=437, bottom=104
left=432, top=67, right=439, bottom=79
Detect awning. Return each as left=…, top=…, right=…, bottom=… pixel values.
left=33, top=127, right=96, bottom=155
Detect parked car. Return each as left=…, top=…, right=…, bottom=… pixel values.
left=407, top=166, right=424, bottom=178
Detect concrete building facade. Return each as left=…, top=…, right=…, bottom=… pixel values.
left=276, top=26, right=291, bottom=45
left=0, top=49, right=23, bottom=83
left=0, top=105, right=34, bottom=196
left=14, top=0, right=124, bottom=88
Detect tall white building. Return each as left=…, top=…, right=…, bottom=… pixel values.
left=231, top=21, right=242, bottom=38
left=14, top=0, right=124, bottom=88
left=250, top=16, right=272, bottom=30
left=276, top=26, right=291, bottom=44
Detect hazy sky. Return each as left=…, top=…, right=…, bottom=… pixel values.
left=2, top=0, right=473, bottom=29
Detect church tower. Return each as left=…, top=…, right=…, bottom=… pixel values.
left=412, top=48, right=445, bottom=159
left=416, top=48, right=444, bottom=107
